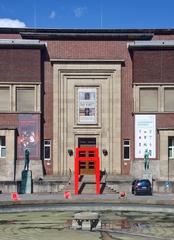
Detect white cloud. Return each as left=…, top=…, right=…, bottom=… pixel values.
left=0, top=18, right=26, bottom=28
left=73, top=7, right=87, bottom=18
left=49, top=11, right=56, bottom=19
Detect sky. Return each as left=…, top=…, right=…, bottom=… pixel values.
left=0, top=0, right=174, bottom=29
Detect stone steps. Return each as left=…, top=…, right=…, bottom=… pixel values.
left=42, top=173, right=133, bottom=194
left=63, top=181, right=116, bottom=194
left=43, top=175, right=70, bottom=182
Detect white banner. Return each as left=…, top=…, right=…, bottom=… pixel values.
left=78, top=88, right=97, bottom=124
left=135, top=115, right=156, bottom=158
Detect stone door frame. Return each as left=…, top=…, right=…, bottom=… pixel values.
left=52, top=60, right=122, bottom=175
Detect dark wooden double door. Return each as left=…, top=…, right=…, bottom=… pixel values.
left=78, top=138, right=96, bottom=175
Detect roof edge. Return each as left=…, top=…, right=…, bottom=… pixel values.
left=50, top=58, right=125, bottom=64
left=0, top=39, right=46, bottom=48
left=128, top=40, right=174, bottom=49
left=0, top=27, right=174, bottom=34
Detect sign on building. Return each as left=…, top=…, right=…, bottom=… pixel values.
left=78, top=88, right=97, bottom=124
left=135, top=115, right=156, bottom=158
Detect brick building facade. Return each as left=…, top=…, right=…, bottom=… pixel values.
left=0, top=28, right=174, bottom=181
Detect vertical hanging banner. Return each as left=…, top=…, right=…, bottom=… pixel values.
left=18, top=114, right=40, bottom=160
left=78, top=88, right=97, bottom=124
left=135, top=115, right=156, bottom=158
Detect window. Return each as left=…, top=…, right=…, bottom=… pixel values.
left=0, top=136, right=6, bottom=158
left=16, top=87, right=35, bottom=112
left=123, top=140, right=130, bottom=160
left=0, top=87, right=10, bottom=111
left=139, top=88, right=158, bottom=112
left=0, top=84, right=40, bottom=113
left=44, top=140, right=51, bottom=160
left=164, top=88, right=174, bottom=112
left=168, top=137, right=174, bottom=159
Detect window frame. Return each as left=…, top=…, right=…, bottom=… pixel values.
left=0, top=136, right=6, bottom=158
left=15, top=86, right=36, bottom=112
left=44, top=139, right=51, bottom=160
left=139, top=87, right=158, bottom=112
left=123, top=139, right=130, bottom=160
left=0, top=84, right=40, bottom=113
left=0, top=86, right=11, bottom=112
left=164, top=87, right=174, bottom=112
left=168, top=137, right=174, bottom=160
left=134, top=85, right=174, bottom=113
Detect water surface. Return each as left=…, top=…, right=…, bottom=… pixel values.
left=0, top=211, right=173, bottom=240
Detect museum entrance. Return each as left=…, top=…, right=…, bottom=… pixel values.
left=53, top=62, right=121, bottom=175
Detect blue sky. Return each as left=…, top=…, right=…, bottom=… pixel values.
left=0, top=0, right=174, bottom=29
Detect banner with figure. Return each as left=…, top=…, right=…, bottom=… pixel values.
left=135, top=115, right=156, bottom=158
left=18, top=114, right=40, bottom=160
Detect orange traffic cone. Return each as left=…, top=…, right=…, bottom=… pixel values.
left=11, top=192, right=20, bottom=201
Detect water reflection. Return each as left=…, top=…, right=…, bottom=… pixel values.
left=0, top=211, right=173, bottom=240
left=100, top=211, right=174, bottom=240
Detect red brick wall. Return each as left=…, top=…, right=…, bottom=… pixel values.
left=157, top=114, right=174, bottom=129
left=153, top=35, right=174, bottom=40
left=0, top=114, right=18, bottom=126
left=0, top=49, right=41, bottom=82
left=133, top=50, right=174, bottom=83
left=0, top=34, right=21, bottom=39
left=47, top=40, right=129, bottom=59
left=43, top=59, right=53, bottom=175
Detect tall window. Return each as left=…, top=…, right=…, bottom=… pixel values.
left=168, top=137, right=174, bottom=159
left=164, top=88, right=174, bottom=112
left=0, top=87, right=10, bottom=111
left=0, top=136, right=6, bottom=158
left=16, top=87, right=35, bottom=112
left=123, top=140, right=130, bottom=160
left=44, top=140, right=51, bottom=160
left=139, top=88, right=158, bottom=112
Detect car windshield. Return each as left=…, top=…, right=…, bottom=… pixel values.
left=138, top=180, right=150, bottom=186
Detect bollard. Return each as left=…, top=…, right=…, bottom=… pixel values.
left=119, top=191, right=127, bottom=199
left=11, top=192, right=20, bottom=201
left=64, top=191, right=71, bottom=199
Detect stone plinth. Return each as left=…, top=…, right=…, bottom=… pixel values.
left=143, top=170, right=153, bottom=183
left=20, top=170, right=32, bottom=194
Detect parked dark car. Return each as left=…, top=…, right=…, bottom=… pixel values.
left=132, top=179, right=152, bottom=195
